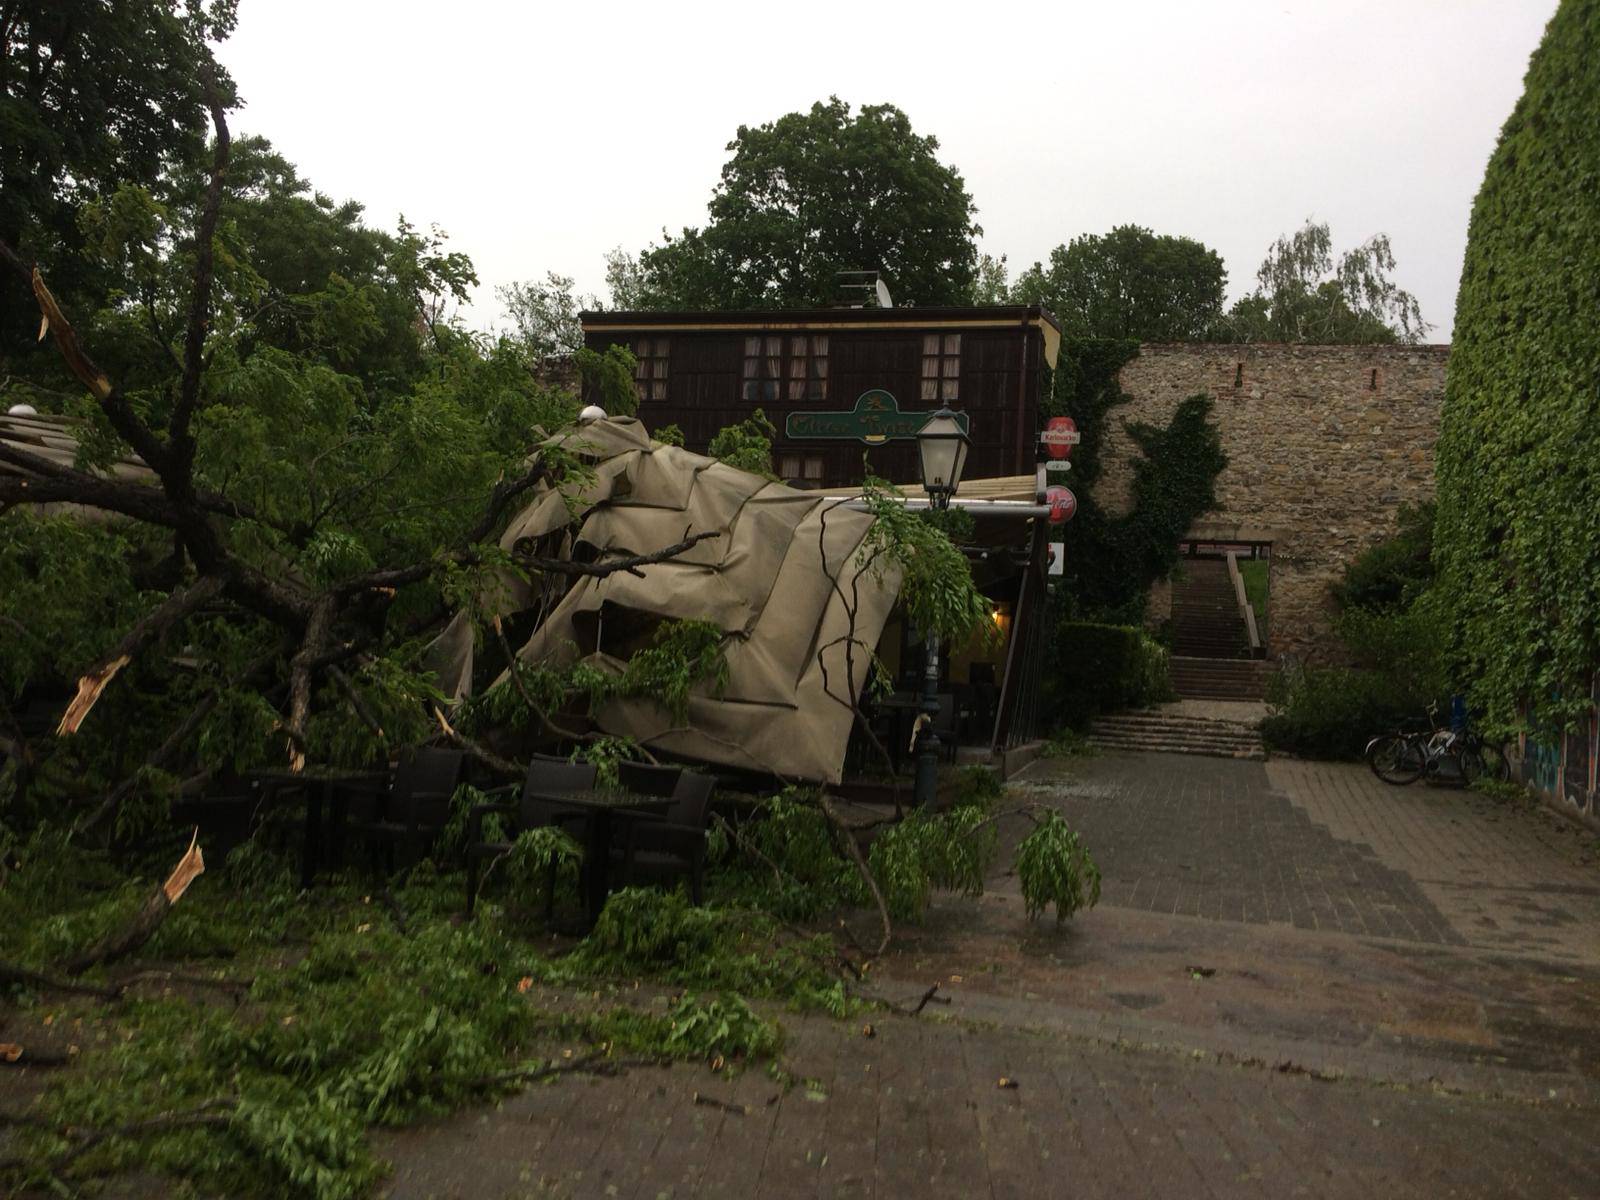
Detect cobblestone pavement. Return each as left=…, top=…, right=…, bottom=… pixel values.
left=379, top=751, right=1600, bottom=1198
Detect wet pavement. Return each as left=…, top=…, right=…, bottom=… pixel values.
left=377, top=752, right=1600, bottom=1198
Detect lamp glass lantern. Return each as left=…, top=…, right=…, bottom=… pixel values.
left=916, top=407, right=970, bottom=498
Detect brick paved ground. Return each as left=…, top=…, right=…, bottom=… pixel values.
left=377, top=750, right=1600, bottom=1198
left=378, top=1009, right=1600, bottom=1199
left=1268, top=758, right=1600, bottom=962
left=1008, top=755, right=1469, bottom=944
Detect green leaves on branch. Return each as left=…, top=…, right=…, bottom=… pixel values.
left=573, top=344, right=639, bottom=417
left=866, top=802, right=994, bottom=921
left=1015, top=811, right=1101, bottom=923
left=463, top=619, right=729, bottom=741
left=856, top=478, right=995, bottom=647
left=707, top=408, right=778, bottom=478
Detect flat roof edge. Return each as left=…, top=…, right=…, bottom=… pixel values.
left=580, top=304, right=1062, bottom=333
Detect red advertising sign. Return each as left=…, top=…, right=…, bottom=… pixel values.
left=1046, top=485, right=1077, bottom=524
left=1040, top=416, right=1080, bottom=460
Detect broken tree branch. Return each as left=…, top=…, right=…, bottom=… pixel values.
left=56, top=574, right=224, bottom=735
left=167, top=76, right=231, bottom=489
left=62, top=832, right=205, bottom=975
left=0, top=1098, right=240, bottom=1174
left=431, top=705, right=521, bottom=778
left=76, top=691, right=221, bottom=838
left=818, top=792, right=892, bottom=959
left=328, top=665, right=386, bottom=746
left=0, top=962, right=119, bottom=1000
left=284, top=596, right=335, bottom=772
left=0, top=240, right=171, bottom=476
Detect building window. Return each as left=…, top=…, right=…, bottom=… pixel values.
left=744, top=334, right=829, bottom=403
left=778, top=453, right=826, bottom=487
left=743, top=336, right=782, bottom=402
left=632, top=338, right=669, bottom=403
left=921, top=333, right=961, bottom=402
left=786, top=335, right=829, bottom=402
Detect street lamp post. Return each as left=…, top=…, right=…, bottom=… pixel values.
left=913, top=407, right=971, bottom=808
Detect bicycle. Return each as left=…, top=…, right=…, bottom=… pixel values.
left=1366, top=706, right=1509, bottom=787
left=1366, top=725, right=1428, bottom=785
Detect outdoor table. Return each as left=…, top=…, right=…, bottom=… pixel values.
left=524, top=787, right=672, bottom=924
left=253, top=768, right=388, bottom=887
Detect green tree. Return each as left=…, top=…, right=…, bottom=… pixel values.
left=1434, top=0, right=1600, bottom=730
left=602, top=246, right=648, bottom=310
left=0, top=1, right=237, bottom=362
left=1225, top=219, right=1428, bottom=344
left=67, top=133, right=477, bottom=409
left=0, top=96, right=596, bottom=837
left=498, top=271, right=594, bottom=363
left=969, top=252, right=1010, bottom=304
left=633, top=98, right=980, bottom=309
left=1012, top=226, right=1226, bottom=341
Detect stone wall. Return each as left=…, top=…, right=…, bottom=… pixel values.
left=1102, top=343, right=1450, bottom=664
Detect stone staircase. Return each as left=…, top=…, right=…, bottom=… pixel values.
left=1169, top=655, right=1272, bottom=700
left=1172, top=558, right=1252, bottom=659
left=1088, top=710, right=1266, bottom=760
left=1169, top=557, right=1268, bottom=699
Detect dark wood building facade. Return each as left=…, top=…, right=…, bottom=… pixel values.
left=579, top=306, right=1061, bottom=488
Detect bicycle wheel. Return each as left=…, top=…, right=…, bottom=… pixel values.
left=1369, top=735, right=1424, bottom=784
left=1460, top=748, right=1486, bottom=785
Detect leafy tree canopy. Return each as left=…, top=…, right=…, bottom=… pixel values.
left=629, top=98, right=980, bottom=310
left=497, top=271, right=594, bottom=364
left=1011, top=226, right=1227, bottom=341
left=1224, top=219, right=1428, bottom=344
left=0, top=0, right=238, bottom=360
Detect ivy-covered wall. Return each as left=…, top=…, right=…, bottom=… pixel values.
left=1435, top=0, right=1600, bottom=735
left=1106, top=343, right=1448, bottom=663
left=1433, top=0, right=1600, bottom=821
left=1047, top=339, right=1227, bottom=625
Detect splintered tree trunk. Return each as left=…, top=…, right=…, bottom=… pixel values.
left=62, top=833, right=205, bottom=976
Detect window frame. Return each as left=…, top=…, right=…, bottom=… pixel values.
left=920, top=332, right=962, bottom=403
left=631, top=337, right=670, bottom=403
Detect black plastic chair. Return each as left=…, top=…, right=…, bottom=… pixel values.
left=618, top=760, right=683, bottom=797
left=344, top=747, right=465, bottom=874
left=464, top=760, right=596, bottom=915
left=170, top=771, right=265, bottom=861
left=616, top=770, right=715, bottom=904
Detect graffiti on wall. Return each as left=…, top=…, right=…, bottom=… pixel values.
left=1529, top=733, right=1564, bottom=797
left=1524, top=672, right=1599, bottom=811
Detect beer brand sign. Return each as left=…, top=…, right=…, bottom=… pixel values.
left=784, top=390, right=969, bottom=445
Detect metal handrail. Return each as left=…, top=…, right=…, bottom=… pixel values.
left=1226, top=551, right=1262, bottom=655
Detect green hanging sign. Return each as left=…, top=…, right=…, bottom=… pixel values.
left=784, top=389, right=969, bottom=445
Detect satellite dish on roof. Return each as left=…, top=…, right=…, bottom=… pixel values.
left=874, top=279, right=893, bottom=308
left=6, top=403, right=37, bottom=416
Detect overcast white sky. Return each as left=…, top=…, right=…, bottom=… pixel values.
left=215, top=0, right=1556, bottom=342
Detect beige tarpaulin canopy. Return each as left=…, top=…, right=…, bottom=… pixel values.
left=426, top=417, right=901, bottom=784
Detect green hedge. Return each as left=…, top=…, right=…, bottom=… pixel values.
left=1260, top=666, right=1436, bottom=761
left=1044, top=621, right=1175, bottom=729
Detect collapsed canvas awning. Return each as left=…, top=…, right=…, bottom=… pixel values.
left=427, top=417, right=901, bottom=784
left=0, top=410, right=157, bottom=521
